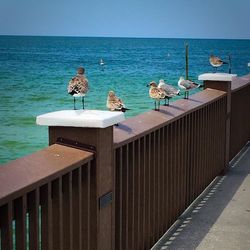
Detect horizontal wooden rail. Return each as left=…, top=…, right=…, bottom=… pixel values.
left=231, top=74, right=250, bottom=92
left=114, top=88, right=226, bottom=148
left=113, top=88, right=227, bottom=249
left=0, top=144, right=96, bottom=250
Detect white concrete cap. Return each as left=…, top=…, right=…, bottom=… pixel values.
left=198, top=73, right=237, bottom=81
left=36, top=110, right=125, bottom=128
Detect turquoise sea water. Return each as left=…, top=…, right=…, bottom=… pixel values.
left=0, top=36, right=250, bottom=164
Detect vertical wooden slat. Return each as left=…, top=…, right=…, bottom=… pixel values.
left=176, top=120, right=181, bottom=215
left=133, top=140, right=139, bottom=250
left=0, top=203, right=13, bottom=250
left=72, top=168, right=81, bottom=250
left=81, top=163, right=89, bottom=250
left=118, top=147, right=123, bottom=250
left=197, top=109, right=202, bottom=194
left=141, top=136, right=146, bottom=250
left=40, top=183, right=52, bottom=250
left=28, top=189, right=39, bottom=250
left=165, top=125, right=171, bottom=228
left=168, top=123, right=174, bottom=226
left=151, top=131, right=156, bottom=245
left=137, top=137, right=142, bottom=249
left=127, top=142, right=133, bottom=250
left=161, top=127, right=166, bottom=233
left=159, top=127, right=164, bottom=236
left=144, top=134, right=150, bottom=249
left=156, top=129, right=160, bottom=240
left=62, top=173, right=72, bottom=250
left=183, top=115, right=189, bottom=208
left=113, top=148, right=122, bottom=249
left=194, top=110, right=198, bottom=194
left=52, top=178, right=63, bottom=250
left=88, top=160, right=97, bottom=250
left=180, top=117, right=185, bottom=212
left=14, top=195, right=27, bottom=250
left=125, top=144, right=129, bottom=250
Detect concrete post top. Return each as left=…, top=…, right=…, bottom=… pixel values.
left=36, top=109, right=125, bottom=128
left=198, top=73, right=237, bottom=81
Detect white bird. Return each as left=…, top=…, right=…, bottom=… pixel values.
left=106, top=91, right=130, bottom=112
left=147, top=81, right=166, bottom=111
left=68, top=67, right=89, bottom=109
left=209, top=55, right=228, bottom=72
left=158, top=79, right=180, bottom=106
left=178, top=76, right=200, bottom=99
left=99, top=58, right=105, bottom=65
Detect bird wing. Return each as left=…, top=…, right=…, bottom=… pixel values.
left=68, top=76, right=88, bottom=95
left=161, top=84, right=179, bottom=96
left=180, top=80, right=199, bottom=89
left=107, top=95, right=125, bottom=111
left=150, top=87, right=166, bottom=99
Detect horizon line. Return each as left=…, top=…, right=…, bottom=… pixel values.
left=0, top=34, right=250, bottom=41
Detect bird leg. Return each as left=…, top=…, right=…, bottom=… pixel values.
left=163, top=98, right=168, bottom=106
left=82, top=97, right=85, bottom=109
left=74, top=97, right=76, bottom=110
left=154, top=100, right=157, bottom=111
left=158, top=100, right=160, bottom=111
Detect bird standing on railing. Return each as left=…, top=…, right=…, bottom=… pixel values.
left=106, top=91, right=130, bottom=112
left=178, top=76, right=200, bottom=99
left=209, top=55, right=228, bottom=72
left=147, top=81, right=166, bottom=111
left=158, top=79, right=180, bottom=106
left=68, top=67, right=89, bottom=110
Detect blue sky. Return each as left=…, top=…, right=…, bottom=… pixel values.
left=0, top=0, right=249, bottom=39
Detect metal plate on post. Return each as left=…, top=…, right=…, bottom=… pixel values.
left=56, top=137, right=96, bottom=153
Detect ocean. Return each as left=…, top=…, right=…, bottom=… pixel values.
left=0, top=36, right=250, bottom=164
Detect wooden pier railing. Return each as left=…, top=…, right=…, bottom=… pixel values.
left=0, top=144, right=95, bottom=250
left=113, top=88, right=227, bottom=249
left=0, top=74, right=250, bottom=250
left=230, top=74, right=250, bottom=160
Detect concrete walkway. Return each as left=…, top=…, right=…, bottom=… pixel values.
left=153, top=143, right=250, bottom=250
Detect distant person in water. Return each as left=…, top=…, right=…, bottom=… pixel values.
left=67, top=67, right=89, bottom=110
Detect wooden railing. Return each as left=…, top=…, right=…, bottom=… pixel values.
left=113, top=88, right=227, bottom=249
left=0, top=144, right=95, bottom=250
left=230, top=74, right=250, bottom=160
left=1, top=75, right=250, bottom=250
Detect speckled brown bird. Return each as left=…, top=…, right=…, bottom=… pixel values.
left=106, top=91, right=130, bottom=112
left=209, top=55, right=228, bottom=72
left=147, top=81, right=166, bottom=111
left=68, top=67, right=89, bottom=109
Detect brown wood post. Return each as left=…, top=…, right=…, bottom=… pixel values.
left=49, top=126, right=114, bottom=250
left=202, top=75, right=233, bottom=174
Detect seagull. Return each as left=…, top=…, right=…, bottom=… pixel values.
left=158, top=79, right=180, bottom=106
left=147, top=81, right=166, bottom=111
left=99, top=58, right=105, bottom=66
left=106, top=91, right=130, bottom=112
left=209, top=55, right=228, bottom=72
left=67, top=67, right=89, bottom=110
left=178, top=76, right=200, bottom=99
